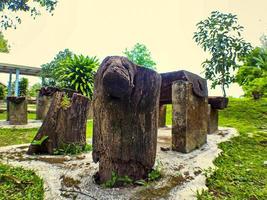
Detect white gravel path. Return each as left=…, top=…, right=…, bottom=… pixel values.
left=0, top=127, right=237, bottom=200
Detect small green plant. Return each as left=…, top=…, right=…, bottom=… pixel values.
left=103, top=172, right=133, bottom=188
left=53, top=143, right=92, bottom=155
left=134, top=161, right=163, bottom=186
left=31, top=136, right=49, bottom=146
left=61, top=95, right=71, bottom=109
left=148, top=160, right=163, bottom=181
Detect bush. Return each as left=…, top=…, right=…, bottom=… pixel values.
left=19, top=77, right=29, bottom=96
left=29, top=83, right=41, bottom=97
left=0, top=84, right=6, bottom=100
left=40, top=49, right=73, bottom=86
left=55, top=55, right=99, bottom=99
left=236, top=47, right=267, bottom=99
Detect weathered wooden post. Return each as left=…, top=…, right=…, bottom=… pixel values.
left=208, top=96, right=228, bottom=134
left=7, top=96, right=27, bottom=125
left=28, top=92, right=90, bottom=155
left=170, top=71, right=208, bottom=153
left=93, top=56, right=161, bottom=184
left=158, top=104, right=167, bottom=127
left=36, top=87, right=61, bottom=120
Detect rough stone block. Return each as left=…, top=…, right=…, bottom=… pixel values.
left=7, top=96, right=27, bottom=125
left=158, top=104, right=167, bottom=127
left=172, top=80, right=208, bottom=153
left=208, top=105, right=219, bottom=134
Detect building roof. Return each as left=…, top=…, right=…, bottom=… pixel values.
left=0, top=62, right=41, bottom=76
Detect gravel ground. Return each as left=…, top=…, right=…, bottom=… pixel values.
left=0, top=127, right=237, bottom=200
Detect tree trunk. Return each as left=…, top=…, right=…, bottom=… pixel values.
left=93, top=56, right=161, bottom=184
left=27, top=92, right=90, bottom=155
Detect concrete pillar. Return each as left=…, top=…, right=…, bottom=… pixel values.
left=14, top=68, right=20, bottom=96
left=158, top=104, right=167, bottom=127
left=172, top=80, right=208, bottom=153
left=7, top=96, right=27, bottom=125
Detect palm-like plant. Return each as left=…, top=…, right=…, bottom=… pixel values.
left=56, top=55, right=99, bottom=99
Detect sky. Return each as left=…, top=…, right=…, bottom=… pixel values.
left=0, top=0, right=267, bottom=96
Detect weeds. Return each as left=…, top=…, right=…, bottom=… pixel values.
left=53, top=143, right=92, bottom=155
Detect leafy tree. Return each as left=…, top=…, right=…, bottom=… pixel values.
left=260, top=34, right=267, bottom=49
left=19, top=77, right=29, bottom=96
left=193, top=11, right=251, bottom=97
left=236, top=47, right=267, bottom=99
left=0, top=83, right=6, bottom=100
left=41, top=49, right=73, bottom=86
left=55, top=55, right=99, bottom=99
left=29, top=83, right=42, bottom=97
left=124, top=43, right=156, bottom=70
left=0, top=0, right=58, bottom=29
left=0, top=32, right=9, bottom=52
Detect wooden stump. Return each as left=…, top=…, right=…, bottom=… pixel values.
left=27, top=92, right=90, bottom=155
left=7, top=96, right=27, bottom=125
left=36, top=87, right=61, bottom=120
left=172, top=81, right=208, bottom=153
left=158, top=104, right=167, bottom=127
left=93, top=56, right=161, bottom=184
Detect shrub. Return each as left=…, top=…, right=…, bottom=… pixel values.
left=0, top=84, right=6, bottom=99
left=55, top=55, right=99, bottom=99
left=19, top=77, right=29, bottom=96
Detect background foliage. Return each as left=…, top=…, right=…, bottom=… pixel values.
left=41, top=49, right=99, bottom=99
left=18, top=77, right=29, bottom=96
left=0, top=84, right=6, bottom=100
left=0, top=0, right=58, bottom=29
left=236, top=47, right=267, bottom=99
left=0, top=32, right=9, bottom=52
left=41, top=48, right=73, bottom=86
left=194, top=11, right=251, bottom=96
left=124, top=43, right=157, bottom=70
left=55, top=55, right=99, bottom=99
left=29, top=83, right=42, bottom=97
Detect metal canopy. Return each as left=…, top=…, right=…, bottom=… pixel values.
left=0, top=62, right=41, bottom=76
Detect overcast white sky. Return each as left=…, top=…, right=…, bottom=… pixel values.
left=1, top=0, right=267, bottom=96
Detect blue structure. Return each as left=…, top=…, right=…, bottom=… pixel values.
left=0, top=62, right=41, bottom=97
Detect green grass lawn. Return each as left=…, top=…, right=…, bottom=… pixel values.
left=198, top=98, right=267, bottom=199
left=0, top=163, right=44, bottom=199
left=0, top=112, right=36, bottom=121
left=0, top=111, right=93, bottom=146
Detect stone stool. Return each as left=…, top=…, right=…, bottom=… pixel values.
left=7, top=96, right=27, bottom=125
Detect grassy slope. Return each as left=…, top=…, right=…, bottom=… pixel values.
left=198, top=98, right=267, bottom=199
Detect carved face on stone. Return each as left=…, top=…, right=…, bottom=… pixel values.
left=101, top=56, right=137, bottom=98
